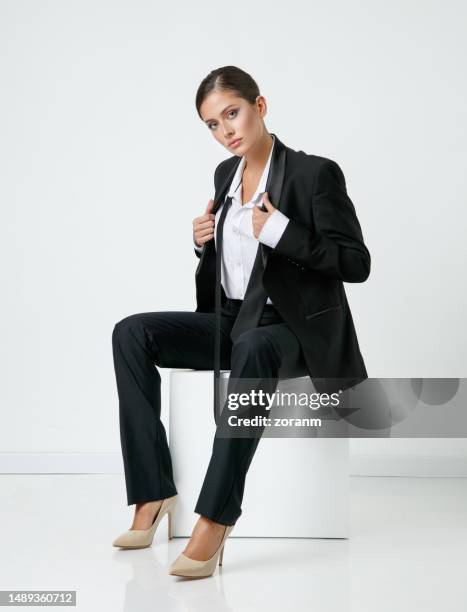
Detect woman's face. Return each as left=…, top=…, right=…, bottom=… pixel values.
left=199, top=90, right=267, bottom=155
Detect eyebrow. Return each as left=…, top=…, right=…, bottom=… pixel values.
left=203, top=104, right=237, bottom=124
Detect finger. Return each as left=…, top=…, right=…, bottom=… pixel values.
left=205, top=198, right=214, bottom=214
left=198, top=212, right=216, bottom=223
left=199, top=232, right=214, bottom=244
left=194, top=220, right=214, bottom=233
left=196, top=219, right=215, bottom=230
left=262, top=192, right=275, bottom=211
left=253, top=206, right=265, bottom=217
left=196, top=226, right=215, bottom=239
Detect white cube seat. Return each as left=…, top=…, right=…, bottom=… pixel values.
left=169, top=369, right=349, bottom=538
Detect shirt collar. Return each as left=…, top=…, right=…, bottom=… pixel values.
left=227, top=134, right=276, bottom=205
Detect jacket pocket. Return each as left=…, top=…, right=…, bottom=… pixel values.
left=304, top=304, right=343, bottom=319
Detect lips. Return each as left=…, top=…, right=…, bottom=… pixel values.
left=229, top=138, right=242, bottom=147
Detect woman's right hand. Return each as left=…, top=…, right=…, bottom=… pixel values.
left=193, top=199, right=215, bottom=247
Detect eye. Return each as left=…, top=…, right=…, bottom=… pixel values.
left=207, top=109, right=238, bottom=131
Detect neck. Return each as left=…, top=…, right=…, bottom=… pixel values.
left=243, top=130, right=273, bottom=173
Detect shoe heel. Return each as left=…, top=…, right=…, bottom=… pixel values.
left=168, top=510, right=173, bottom=540
left=219, top=543, right=225, bottom=566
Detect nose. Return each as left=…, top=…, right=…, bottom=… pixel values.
left=222, top=123, right=233, bottom=140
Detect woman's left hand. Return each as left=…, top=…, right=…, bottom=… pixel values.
left=252, top=192, right=277, bottom=239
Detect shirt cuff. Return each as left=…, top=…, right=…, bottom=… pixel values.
left=194, top=238, right=204, bottom=252
left=258, top=209, right=290, bottom=249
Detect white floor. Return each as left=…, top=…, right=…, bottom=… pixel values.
left=0, top=474, right=466, bottom=612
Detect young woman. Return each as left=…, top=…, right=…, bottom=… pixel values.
left=111, top=65, right=371, bottom=578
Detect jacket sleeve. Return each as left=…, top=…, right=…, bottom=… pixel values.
left=272, top=159, right=371, bottom=282
left=193, top=240, right=204, bottom=258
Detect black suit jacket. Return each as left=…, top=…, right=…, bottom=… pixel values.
left=194, top=133, right=371, bottom=394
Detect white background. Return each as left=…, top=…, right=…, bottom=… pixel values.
left=1, top=0, right=466, bottom=473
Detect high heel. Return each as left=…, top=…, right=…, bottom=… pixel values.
left=112, top=494, right=178, bottom=549
left=169, top=524, right=234, bottom=578
left=219, top=542, right=225, bottom=566
left=167, top=510, right=173, bottom=540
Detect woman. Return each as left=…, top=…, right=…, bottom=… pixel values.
left=111, top=65, right=371, bottom=578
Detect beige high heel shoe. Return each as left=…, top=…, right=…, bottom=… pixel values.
left=169, top=524, right=234, bottom=578
left=112, top=494, right=178, bottom=549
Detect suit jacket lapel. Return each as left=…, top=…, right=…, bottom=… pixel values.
left=260, top=133, right=287, bottom=267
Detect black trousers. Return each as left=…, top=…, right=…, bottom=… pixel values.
left=111, top=297, right=309, bottom=526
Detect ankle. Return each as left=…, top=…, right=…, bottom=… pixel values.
left=198, top=516, right=225, bottom=529
left=135, top=499, right=162, bottom=512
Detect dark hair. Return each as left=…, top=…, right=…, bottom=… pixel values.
left=195, top=65, right=261, bottom=120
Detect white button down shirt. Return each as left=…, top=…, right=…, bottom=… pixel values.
left=194, top=134, right=290, bottom=305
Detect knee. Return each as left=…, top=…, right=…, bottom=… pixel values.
left=112, top=313, right=146, bottom=343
